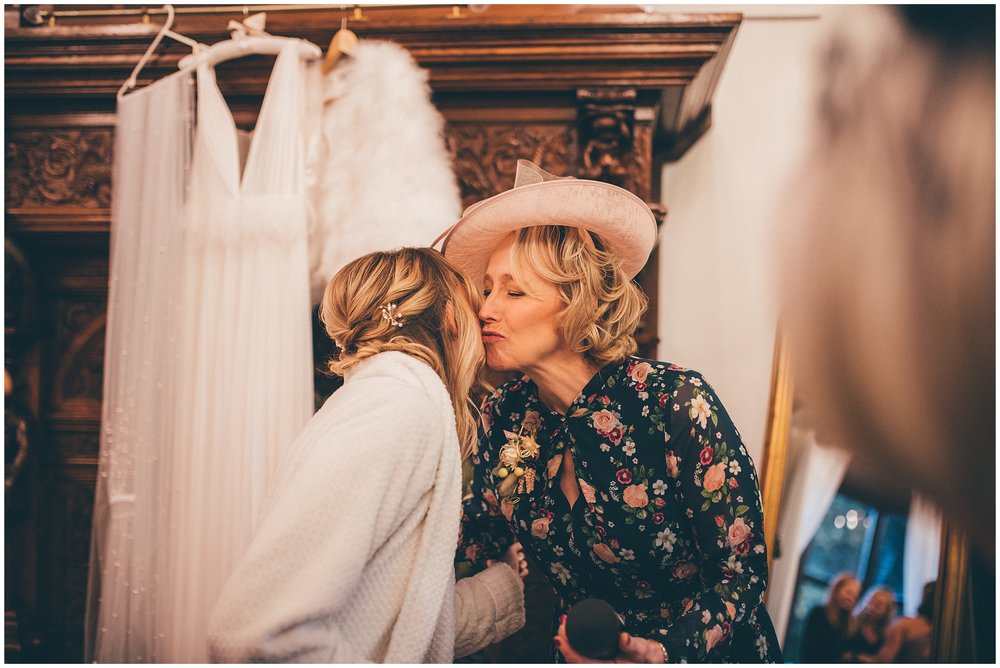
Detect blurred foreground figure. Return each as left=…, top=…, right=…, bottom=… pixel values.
left=782, top=5, right=995, bottom=556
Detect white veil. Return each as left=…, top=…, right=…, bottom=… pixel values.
left=85, top=69, right=192, bottom=662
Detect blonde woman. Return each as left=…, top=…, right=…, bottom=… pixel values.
left=846, top=587, right=896, bottom=661
left=441, top=161, right=781, bottom=662
left=208, top=248, right=525, bottom=662
left=800, top=573, right=860, bottom=663
left=857, top=581, right=934, bottom=663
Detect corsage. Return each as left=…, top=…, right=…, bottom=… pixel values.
left=492, top=428, right=541, bottom=504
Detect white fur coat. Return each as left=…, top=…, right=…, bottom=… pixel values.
left=308, top=41, right=461, bottom=301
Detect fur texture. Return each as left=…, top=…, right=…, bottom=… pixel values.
left=309, top=40, right=461, bottom=301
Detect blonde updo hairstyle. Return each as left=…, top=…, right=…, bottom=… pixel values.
left=508, top=225, right=647, bottom=366
left=320, top=247, right=484, bottom=458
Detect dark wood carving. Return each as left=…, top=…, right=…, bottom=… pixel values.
left=5, top=130, right=113, bottom=209
left=48, top=426, right=102, bottom=463
left=577, top=88, right=637, bottom=186
left=52, top=303, right=106, bottom=415
left=38, top=471, right=95, bottom=662
left=445, top=124, right=578, bottom=205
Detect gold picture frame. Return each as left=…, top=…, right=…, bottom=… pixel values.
left=757, top=328, right=976, bottom=662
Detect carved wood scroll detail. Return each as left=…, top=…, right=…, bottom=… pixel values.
left=5, top=129, right=113, bottom=209
left=577, top=89, right=636, bottom=187
left=52, top=301, right=106, bottom=414
left=576, top=88, right=658, bottom=200
left=445, top=124, right=578, bottom=208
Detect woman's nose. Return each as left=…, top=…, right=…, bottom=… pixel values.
left=479, top=292, right=496, bottom=322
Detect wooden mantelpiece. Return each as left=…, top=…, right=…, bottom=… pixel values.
left=4, top=5, right=739, bottom=662
left=5, top=5, right=739, bottom=152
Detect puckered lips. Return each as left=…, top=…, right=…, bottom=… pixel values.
left=481, top=329, right=504, bottom=344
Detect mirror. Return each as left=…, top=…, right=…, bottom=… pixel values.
left=759, top=333, right=980, bottom=663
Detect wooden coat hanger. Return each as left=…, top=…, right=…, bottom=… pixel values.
left=117, top=4, right=203, bottom=101
left=322, top=16, right=360, bottom=74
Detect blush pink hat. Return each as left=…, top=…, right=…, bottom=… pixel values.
left=436, top=159, right=657, bottom=285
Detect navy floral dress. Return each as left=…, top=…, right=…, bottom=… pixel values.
left=458, top=357, right=781, bottom=662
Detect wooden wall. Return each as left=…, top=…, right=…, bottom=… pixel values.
left=4, top=4, right=738, bottom=661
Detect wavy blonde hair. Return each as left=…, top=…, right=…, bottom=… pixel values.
left=319, top=248, right=484, bottom=458
left=508, top=225, right=647, bottom=366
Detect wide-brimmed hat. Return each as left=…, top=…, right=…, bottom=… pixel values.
left=437, top=160, right=657, bottom=285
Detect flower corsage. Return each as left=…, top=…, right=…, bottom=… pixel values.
left=493, top=428, right=540, bottom=504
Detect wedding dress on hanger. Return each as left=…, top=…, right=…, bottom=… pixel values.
left=87, top=38, right=319, bottom=662
left=164, top=41, right=318, bottom=661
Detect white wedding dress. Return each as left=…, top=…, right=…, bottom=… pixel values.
left=87, top=42, right=317, bottom=662
left=166, top=43, right=317, bottom=661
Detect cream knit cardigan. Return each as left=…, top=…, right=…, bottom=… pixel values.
left=207, top=351, right=523, bottom=662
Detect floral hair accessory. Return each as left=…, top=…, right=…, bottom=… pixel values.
left=493, top=427, right=541, bottom=504
left=379, top=302, right=405, bottom=328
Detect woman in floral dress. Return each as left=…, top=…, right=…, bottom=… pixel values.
left=440, top=160, right=781, bottom=662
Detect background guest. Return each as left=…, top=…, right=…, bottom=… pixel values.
left=845, top=587, right=895, bottom=661
left=799, top=573, right=860, bottom=663
left=857, top=581, right=935, bottom=663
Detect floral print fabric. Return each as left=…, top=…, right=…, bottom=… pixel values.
left=458, top=357, right=781, bottom=662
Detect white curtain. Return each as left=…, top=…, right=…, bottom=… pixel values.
left=85, top=69, right=192, bottom=663
left=87, top=44, right=316, bottom=662
left=902, top=494, right=941, bottom=615
left=767, top=417, right=852, bottom=644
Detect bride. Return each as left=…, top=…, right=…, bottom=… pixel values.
left=208, top=247, right=526, bottom=662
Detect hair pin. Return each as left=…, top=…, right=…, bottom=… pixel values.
left=379, top=302, right=405, bottom=328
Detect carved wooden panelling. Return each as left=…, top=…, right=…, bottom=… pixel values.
left=61, top=476, right=96, bottom=564
left=49, top=428, right=101, bottom=462
left=5, top=130, right=113, bottom=209
left=630, top=123, right=655, bottom=199
left=52, top=301, right=106, bottom=414
left=49, top=474, right=95, bottom=662
left=445, top=124, right=578, bottom=206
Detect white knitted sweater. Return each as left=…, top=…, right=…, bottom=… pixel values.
left=207, top=351, right=523, bottom=662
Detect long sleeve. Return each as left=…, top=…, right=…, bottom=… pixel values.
left=456, top=393, right=517, bottom=566
left=453, top=564, right=526, bottom=658
left=207, top=375, right=444, bottom=663
left=654, top=374, right=773, bottom=662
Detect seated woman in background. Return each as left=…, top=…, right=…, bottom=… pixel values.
left=800, top=573, right=860, bottom=663
left=208, top=248, right=526, bottom=662
left=845, top=587, right=895, bottom=661
left=857, top=581, right=935, bottom=663
left=443, top=160, right=782, bottom=662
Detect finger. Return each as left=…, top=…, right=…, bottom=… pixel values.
left=486, top=559, right=495, bottom=567
left=554, top=635, right=591, bottom=663
left=618, top=633, right=651, bottom=662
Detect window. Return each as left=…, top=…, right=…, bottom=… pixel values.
left=782, top=490, right=908, bottom=662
